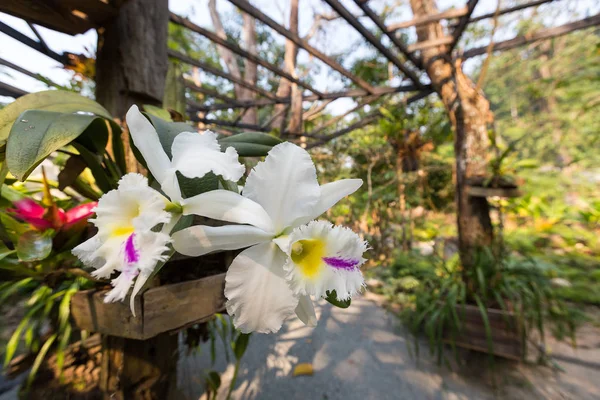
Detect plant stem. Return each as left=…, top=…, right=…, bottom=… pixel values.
left=226, top=359, right=241, bottom=400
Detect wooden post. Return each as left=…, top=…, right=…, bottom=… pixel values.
left=408, top=0, right=493, bottom=275
left=93, top=1, right=177, bottom=399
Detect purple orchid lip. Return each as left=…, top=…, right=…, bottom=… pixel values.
left=322, top=256, right=360, bottom=270
left=124, top=233, right=140, bottom=265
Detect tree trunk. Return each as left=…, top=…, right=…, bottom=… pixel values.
left=409, top=0, right=493, bottom=272
left=241, top=13, right=258, bottom=125
left=94, top=1, right=178, bottom=398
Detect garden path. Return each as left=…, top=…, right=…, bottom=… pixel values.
left=178, top=295, right=600, bottom=400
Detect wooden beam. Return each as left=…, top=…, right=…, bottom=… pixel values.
left=188, top=115, right=272, bottom=133
left=307, top=88, right=434, bottom=147
left=169, top=12, right=325, bottom=98
left=226, top=0, right=376, bottom=93
left=187, top=83, right=427, bottom=111
left=0, top=21, right=67, bottom=64
left=323, top=0, right=424, bottom=87
left=462, top=13, right=600, bottom=59
left=387, top=7, right=467, bottom=31
left=408, top=36, right=453, bottom=52
left=448, top=0, right=480, bottom=52
left=469, top=0, right=556, bottom=23
left=306, top=112, right=381, bottom=148
left=0, top=81, right=28, bottom=98
left=168, top=49, right=281, bottom=101
left=309, top=95, right=381, bottom=136
left=352, top=0, right=423, bottom=69
left=183, top=80, right=241, bottom=105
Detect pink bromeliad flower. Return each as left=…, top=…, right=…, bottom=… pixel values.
left=8, top=198, right=97, bottom=232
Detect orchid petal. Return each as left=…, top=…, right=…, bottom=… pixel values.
left=225, top=242, right=298, bottom=333
left=171, top=131, right=245, bottom=182
left=283, top=220, right=367, bottom=300
left=312, top=179, right=363, bottom=219
left=243, top=142, right=320, bottom=232
left=172, top=224, right=272, bottom=257
left=182, top=190, right=274, bottom=233
left=295, top=295, right=317, bottom=327
left=126, top=105, right=172, bottom=187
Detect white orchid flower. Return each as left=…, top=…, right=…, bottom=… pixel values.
left=73, top=105, right=245, bottom=313
left=171, top=142, right=367, bottom=333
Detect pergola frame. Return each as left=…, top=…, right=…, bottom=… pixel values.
left=1, top=0, right=598, bottom=147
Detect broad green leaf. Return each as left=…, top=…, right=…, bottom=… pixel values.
left=220, top=142, right=274, bottom=157
left=17, top=230, right=53, bottom=262
left=219, top=132, right=282, bottom=157
left=6, top=110, right=109, bottom=180
left=233, top=333, right=251, bottom=360
left=218, top=132, right=282, bottom=147
left=177, top=171, right=218, bottom=198
left=73, top=143, right=115, bottom=194
left=323, top=290, right=351, bottom=309
left=143, top=105, right=172, bottom=121
left=0, top=90, right=112, bottom=142
left=0, top=161, right=8, bottom=192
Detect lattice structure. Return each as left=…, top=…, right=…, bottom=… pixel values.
left=1, top=0, right=599, bottom=148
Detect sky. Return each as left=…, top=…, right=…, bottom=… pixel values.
left=0, top=0, right=598, bottom=117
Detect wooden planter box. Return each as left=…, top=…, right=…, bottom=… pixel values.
left=70, top=273, right=226, bottom=340
left=445, top=304, right=523, bottom=360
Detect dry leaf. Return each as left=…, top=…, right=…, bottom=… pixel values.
left=293, top=363, right=314, bottom=377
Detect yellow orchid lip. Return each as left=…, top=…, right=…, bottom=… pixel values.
left=111, top=225, right=135, bottom=237
left=291, top=239, right=325, bottom=279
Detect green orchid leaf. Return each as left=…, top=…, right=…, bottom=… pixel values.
left=233, top=333, right=251, bottom=360
left=218, top=131, right=282, bottom=147
left=177, top=171, right=218, bottom=198
left=6, top=110, right=109, bottom=181
left=17, top=230, right=53, bottom=262
left=0, top=90, right=112, bottom=143
left=324, top=290, right=351, bottom=309
left=143, top=105, right=173, bottom=121
left=220, top=142, right=275, bottom=157
left=218, top=132, right=282, bottom=157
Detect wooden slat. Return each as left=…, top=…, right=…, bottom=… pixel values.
left=469, top=0, right=556, bottom=23
left=143, top=273, right=226, bottom=338
left=463, top=13, right=600, bottom=59
left=169, top=49, right=281, bottom=101
left=0, top=21, right=67, bottom=64
left=188, top=84, right=426, bottom=112
left=169, top=12, right=325, bottom=98
left=188, top=115, right=272, bottom=133
left=70, top=288, right=145, bottom=340
left=226, top=0, right=376, bottom=94
left=0, top=0, right=93, bottom=35
left=407, top=36, right=453, bottom=52
left=387, top=7, right=467, bottom=31
left=0, top=81, right=28, bottom=98
left=183, top=80, right=241, bottom=105
left=323, top=0, right=423, bottom=87
left=71, top=274, right=227, bottom=340
left=448, top=0, right=480, bottom=52
left=352, top=0, right=423, bottom=68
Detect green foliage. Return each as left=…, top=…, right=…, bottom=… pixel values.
left=381, top=246, right=585, bottom=366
